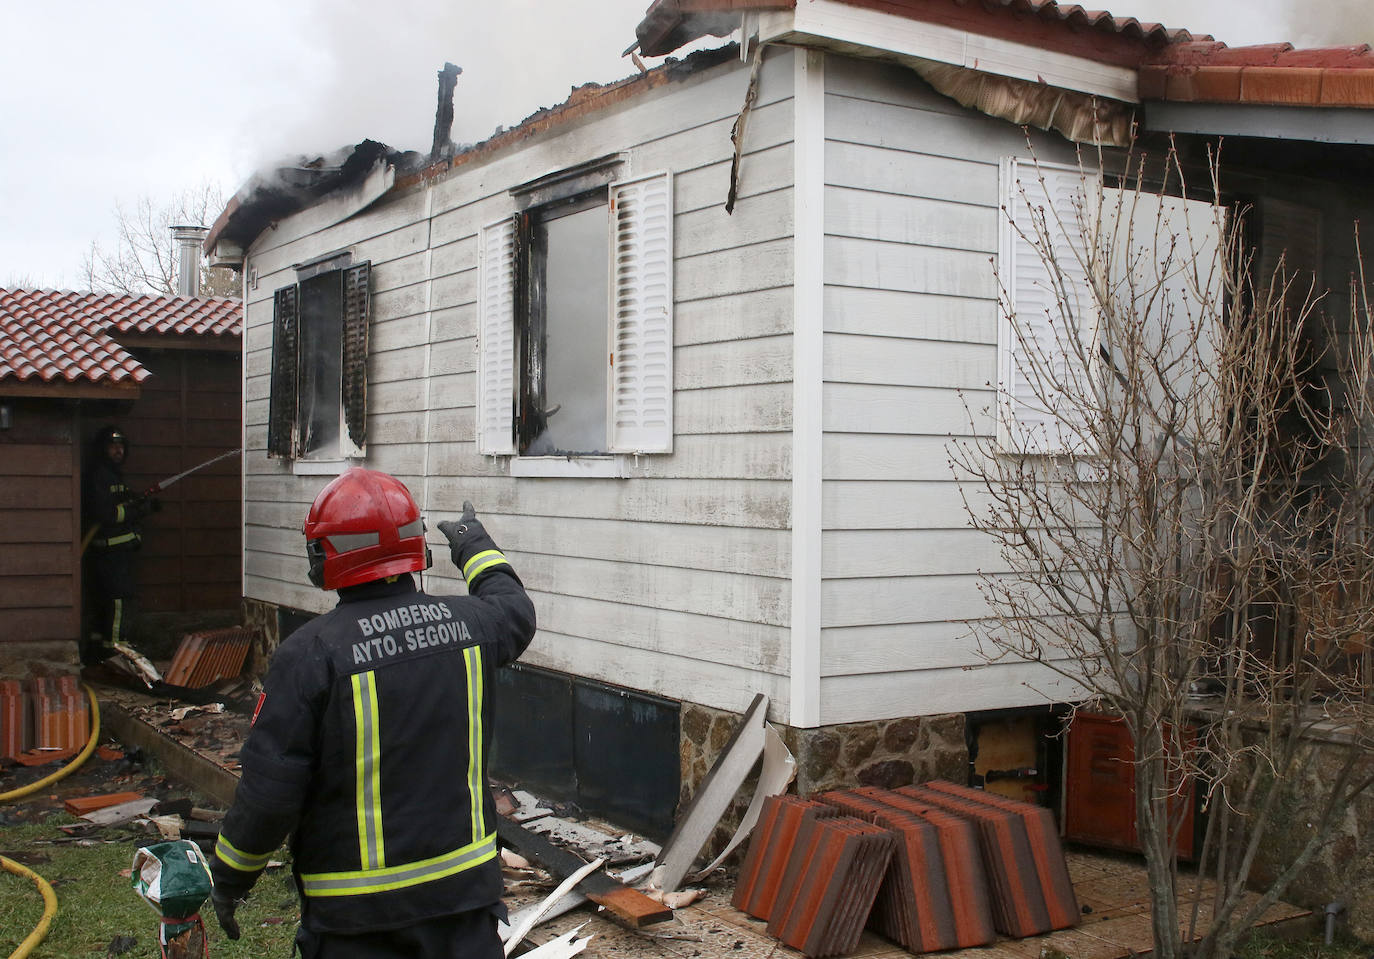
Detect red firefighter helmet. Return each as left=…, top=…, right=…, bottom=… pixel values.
left=303, top=468, right=430, bottom=589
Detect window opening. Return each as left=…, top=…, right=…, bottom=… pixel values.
left=267, top=259, right=370, bottom=461
left=521, top=191, right=610, bottom=455
left=299, top=270, right=344, bottom=457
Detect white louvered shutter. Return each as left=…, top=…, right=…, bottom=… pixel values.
left=608, top=171, right=674, bottom=454
left=477, top=217, right=517, bottom=455
left=1000, top=158, right=1095, bottom=455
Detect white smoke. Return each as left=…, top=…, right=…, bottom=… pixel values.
left=1128, top=0, right=1371, bottom=47
left=232, top=0, right=680, bottom=174
left=1280, top=0, right=1374, bottom=47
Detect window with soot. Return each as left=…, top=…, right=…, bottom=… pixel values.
left=267, top=256, right=370, bottom=461
left=477, top=165, right=673, bottom=462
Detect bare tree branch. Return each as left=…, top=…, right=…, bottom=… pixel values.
left=952, top=137, right=1374, bottom=959
left=81, top=182, right=238, bottom=298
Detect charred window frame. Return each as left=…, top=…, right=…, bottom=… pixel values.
left=267, top=254, right=371, bottom=461
left=477, top=158, right=674, bottom=467
left=516, top=189, right=612, bottom=455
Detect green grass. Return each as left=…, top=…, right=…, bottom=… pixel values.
left=1, top=817, right=299, bottom=958
left=1235, top=927, right=1372, bottom=959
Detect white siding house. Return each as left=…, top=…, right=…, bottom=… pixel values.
left=220, top=34, right=1100, bottom=730
left=208, top=0, right=1374, bottom=831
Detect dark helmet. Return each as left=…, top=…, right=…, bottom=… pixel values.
left=303, top=468, right=431, bottom=590
left=94, top=425, right=127, bottom=447
left=92, top=425, right=129, bottom=461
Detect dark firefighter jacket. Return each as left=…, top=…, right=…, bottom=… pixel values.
left=210, top=537, right=536, bottom=934
left=85, top=459, right=149, bottom=551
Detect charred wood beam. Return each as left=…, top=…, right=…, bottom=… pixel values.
left=431, top=62, right=463, bottom=162
left=495, top=815, right=673, bottom=929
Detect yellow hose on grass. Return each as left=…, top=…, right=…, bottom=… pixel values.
left=0, top=854, right=58, bottom=959
left=1, top=682, right=102, bottom=957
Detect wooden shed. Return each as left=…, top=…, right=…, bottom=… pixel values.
left=0, top=289, right=242, bottom=671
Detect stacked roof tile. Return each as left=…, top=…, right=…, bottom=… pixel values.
left=164, top=627, right=254, bottom=689
left=734, top=795, right=897, bottom=959
left=816, top=788, right=997, bottom=952
left=899, top=783, right=1079, bottom=937
left=736, top=783, right=1079, bottom=955
left=0, top=288, right=239, bottom=387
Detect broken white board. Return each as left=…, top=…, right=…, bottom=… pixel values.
left=649, top=692, right=769, bottom=894
left=517, top=922, right=593, bottom=959
left=502, top=857, right=603, bottom=955
left=689, top=720, right=795, bottom=881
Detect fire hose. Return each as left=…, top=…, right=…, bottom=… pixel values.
left=81, top=448, right=241, bottom=556
left=0, top=684, right=101, bottom=958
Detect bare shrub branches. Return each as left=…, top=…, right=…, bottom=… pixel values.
left=952, top=137, right=1374, bottom=959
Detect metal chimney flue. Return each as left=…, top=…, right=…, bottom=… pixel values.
left=171, top=225, right=209, bottom=297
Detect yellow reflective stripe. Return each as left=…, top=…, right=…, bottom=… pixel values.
left=351, top=671, right=385, bottom=870
left=115, top=503, right=128, bottom=523
left=110, top=599, right=124, bottom=644
left=300, top=833, right=497, bottom=897
left=216, top=834, right=272, bottom=873
left=464, top=646, right=485, bottom=840
left=462, top=550, right=509, bottom=588
left=102, top=532, right=137, bottom=547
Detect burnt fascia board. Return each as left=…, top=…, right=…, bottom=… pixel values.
left=207, top=140, right=401, bottom=260
left=637, top=1, right=794, bottom=57
left=207, top=237, right=244, bottom=270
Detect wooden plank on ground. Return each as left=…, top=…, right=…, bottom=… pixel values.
left=496, top=816, right=673, bottom=929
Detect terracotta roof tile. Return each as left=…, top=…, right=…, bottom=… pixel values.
left=0, top=288, right=240, bottom=387
left=1143, top=42, right=1374, bottom=107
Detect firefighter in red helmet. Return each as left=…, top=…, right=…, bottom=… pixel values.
left=209, top=468, right=535, bottom=958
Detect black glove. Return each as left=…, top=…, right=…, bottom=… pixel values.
left=127, top=496, right=159, bottom=520
left=211, top=888, right=241, bottom=940
left=437, top=501, right=492, bottom=570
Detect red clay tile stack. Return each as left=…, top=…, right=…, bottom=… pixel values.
left=0, top=679, right=29, bottom=760
left=164, top=627, right=253, bottom=688
left=735, top=781, right=1078, bottom=955
left=922, top=780, right=1080, bottom=929
left=733, top=795, right=841, bottom=921
left=899, top=782, right=1077, bottom=937
left=30, top=674, right=88, bottom=754
left=765, top=814, right=896, bottom=958
left=816, top=788, right=997, bottom=952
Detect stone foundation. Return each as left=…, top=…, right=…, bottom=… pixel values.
left=241, top=597, right=283, bottom=677
left=1246, top=729, right=1374, bottom=940
left=0, top=641, right=78, bottom=679
left=679, top=702, right=970, bottom=862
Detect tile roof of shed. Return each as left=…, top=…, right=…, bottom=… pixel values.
left=0, top=288, right=240, bottom=387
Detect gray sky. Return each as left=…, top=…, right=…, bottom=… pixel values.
left=1, top=0, right=1364, bottom=291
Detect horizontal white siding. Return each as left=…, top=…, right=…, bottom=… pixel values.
left=817, top=55, right=1081, bottom=721
left=242, top=48, right=798, bottom=717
